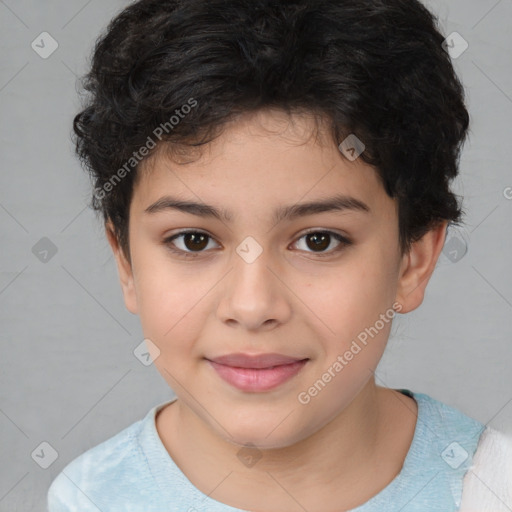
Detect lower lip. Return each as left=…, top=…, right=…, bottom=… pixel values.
left=207, top=359, right=308, bottom=392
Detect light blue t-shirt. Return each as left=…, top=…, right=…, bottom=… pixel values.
left=47, top=389, right=485, bottom=511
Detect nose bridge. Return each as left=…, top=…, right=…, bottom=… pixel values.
left=232, top=234, right=276, bottom=304
left=217, top=235, right=291, bottom=330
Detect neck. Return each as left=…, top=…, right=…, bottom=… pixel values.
left=157, top=382, right=416, bottom=512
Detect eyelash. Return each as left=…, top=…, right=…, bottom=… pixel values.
left=162, top=229, right=352, bottom=259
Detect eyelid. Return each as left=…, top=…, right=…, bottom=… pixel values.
left=292, top=228, right=352, bottom=257
left=163, top=228, right=352, bottom=258
left=164, top=229, right=220, bottom=257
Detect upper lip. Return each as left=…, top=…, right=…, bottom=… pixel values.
left=207, top=353, right=308, bottom=369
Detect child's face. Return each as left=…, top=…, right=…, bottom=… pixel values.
left=109, top=109, right=420, bottom=448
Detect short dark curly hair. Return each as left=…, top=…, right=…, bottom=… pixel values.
left=73, top=0, right=469, bottom=263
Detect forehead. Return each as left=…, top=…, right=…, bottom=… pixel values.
left=131, top=110, right=394, bottom=222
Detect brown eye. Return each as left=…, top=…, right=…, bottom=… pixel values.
left=163, top=229, right=352, bottom=260
left=181, top=232, right=209, bottom=251
left=294, top=230, right=352, bottom=256
left=305, top=232, right=330, bottom=252
left=164, top=231, right=218, bottom=257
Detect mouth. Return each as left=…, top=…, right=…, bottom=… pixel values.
left=205, top=353, right=310, bottom=392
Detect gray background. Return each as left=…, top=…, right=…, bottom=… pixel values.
left=0, top=0, right=511, bottom=510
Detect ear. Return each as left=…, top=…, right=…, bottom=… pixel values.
left=395, top=221, right=448, bottom=314
left=105, top=220, right=138, bottom=314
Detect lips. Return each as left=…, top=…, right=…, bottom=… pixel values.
left=207, top=353, right=307, bottom=369
left=206, top=353, right=309, bottom=392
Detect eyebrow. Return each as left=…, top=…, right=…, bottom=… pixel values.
left=144, top=194, right=371, bottom=224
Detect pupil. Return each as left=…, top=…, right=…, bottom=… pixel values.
left=307, top=233, right=329, bottom=251
left=185, top=233, right=208, bottom=251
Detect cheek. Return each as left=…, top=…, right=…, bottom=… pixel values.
left=303, top=249, right=398, bottom=355
left=132, top=255, right=209, bottom=354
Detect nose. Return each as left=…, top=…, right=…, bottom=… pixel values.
left=216, top=242, right=292, bottom=332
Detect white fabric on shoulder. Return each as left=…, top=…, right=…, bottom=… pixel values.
left=459, top=427, right=512, bottom=511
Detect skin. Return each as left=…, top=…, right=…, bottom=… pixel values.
left=106, top=108, right=448, bottom=511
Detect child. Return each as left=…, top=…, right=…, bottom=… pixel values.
left=47, top=0, right=512, bottom=510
